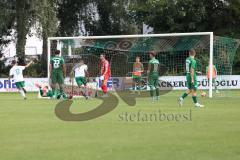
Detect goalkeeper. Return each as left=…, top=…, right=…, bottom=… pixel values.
left=178, top=49, right=204, bottom=108
left=132, top=56, right=144, bottom=94
left=147, top=51, right=160, bottom=101
left=70, top=59, right=89, bottom=99
left=206, top=64, right=219, bottom=93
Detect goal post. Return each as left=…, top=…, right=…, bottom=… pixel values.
left=47, top=32, right=240, bottom=98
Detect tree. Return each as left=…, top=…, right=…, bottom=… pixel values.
left=130, top=0, right=240, bottom=37
left=15, top=0, right=34, bottom=58
left=0, top=0, right=16, bottom=51
left=57, top=0, right=138, bottom=36
left=33, top=0, right=58, bottom=72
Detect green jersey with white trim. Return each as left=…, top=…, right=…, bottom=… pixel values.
left=50, top=56, right=65, bottom=74
left=149, top=58, right=159, bottom=74
left=186, top=56, right=197, bottom=76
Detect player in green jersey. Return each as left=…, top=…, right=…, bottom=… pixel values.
left=178, top=49, right=204, bottom=108
left=147, top=51, right=160, bottom=101
left=49, top=50, right=67, bottom=99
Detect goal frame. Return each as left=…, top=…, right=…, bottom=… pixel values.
left=47, top=32, right=214, bottom=98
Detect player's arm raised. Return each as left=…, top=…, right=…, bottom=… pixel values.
left=25, top=60, right=34, bottom=68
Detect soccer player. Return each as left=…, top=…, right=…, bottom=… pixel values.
left=35, top=83, right=53, bottom=98
left=70, top=59, right=89, bottom=99
left=100, top=54, right=111, bottom=97
left=132, top=56, right=144, bottom=94
left=206, top=64, right=219, bottom=93
left=49, top=50, right=67, bottom=99
left=178, top=49, right=204, bottom=107
left=9, top=59, right=33, bottom=99
left=147, top=51, right=160, bottom=100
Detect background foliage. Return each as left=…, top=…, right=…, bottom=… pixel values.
left=0, top=0, right=240, bottom=76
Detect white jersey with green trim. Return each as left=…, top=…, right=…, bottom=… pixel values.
left=9, top=66, right=26, bottom=82
left=74, top=64, right=88, bottom=78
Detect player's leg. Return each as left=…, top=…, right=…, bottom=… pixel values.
left=51, top=73, right=58, bottom=98
left=148, top=75, right=155, bottom=100
left=76, top=77, right=88, bottom=99
left=16, top=82, right=26, bottom=99
left=154, top=75, right=160, bottom=100
left=191, top=80, right=204, bottom=108
left=58, top=74, right=67, bottom=99
left=101, top=75, right=109, bottom=97
left=178, top=76, right=192, bottom=106
left=213, top=78, right=219, bottom=93
left=136, top=76, right=142, bottom=95
left=132, top=76, right=140, bottom=95
left=82, top=77, right=89, bottom=99
left=131, top=77, right=137, bottom=94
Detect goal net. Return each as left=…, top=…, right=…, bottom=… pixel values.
left=47, top=33, right=240, bottom=98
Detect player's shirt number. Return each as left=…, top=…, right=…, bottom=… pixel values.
left=152, top=64, right=158, bottom=72
left=53, top=59, right=61, bottom=69
left=15, top=68, right=20, bottom=75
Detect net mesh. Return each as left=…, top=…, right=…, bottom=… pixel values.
left=49, top=35, right=240, bottom=96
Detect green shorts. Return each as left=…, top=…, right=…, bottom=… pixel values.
left=15, top=81, right=25, bottom=88
left=51, top=72, right=64, bottom=84
left=132, top=76, right=142, bottom=83
left=186, top=75, right=198, bottom=90
left=75, top=77, right=86, bottom=86
left=148, top=73, right=159, bottom=89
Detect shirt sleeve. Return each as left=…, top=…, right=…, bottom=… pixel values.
left=61, top=57, right=65, bottom=65
left=191, top=60, right=197, bottom=70
left=85, top=65, right=88, bottom=71
left=20, top=66, right=26, bottom=70
left=9, top=69, right=13, bottom=76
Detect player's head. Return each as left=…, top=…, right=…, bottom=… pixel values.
left=79, top=59, right=84, bottom=64
left=189, top=49, right=196, bottom=57
left=55, top=50, right=61, bottom=56
left=149, top=51, right=156, bottom=59
left=100, top=54, right=106, bottom=61
left=11, top=60, right=17, bottom=66
left=136, top=56, right=140, bottom=62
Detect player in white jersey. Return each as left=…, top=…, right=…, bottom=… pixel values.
left=9, top=60, right=33, bottom=99
left=70, top=59, right=89, bottom=99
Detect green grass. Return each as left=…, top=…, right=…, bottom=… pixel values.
left=0, top=91, right=240, bottom=160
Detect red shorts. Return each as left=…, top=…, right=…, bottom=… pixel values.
left=102, top=74, right=110, bottom=85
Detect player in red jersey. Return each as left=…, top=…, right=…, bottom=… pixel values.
left=100, top=54, right=111, bottom=97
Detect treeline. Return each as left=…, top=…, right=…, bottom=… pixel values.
left=1, top=0, right=240, bottom=75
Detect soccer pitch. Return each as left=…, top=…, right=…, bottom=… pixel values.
left=0, top=91, right=240, bottom=160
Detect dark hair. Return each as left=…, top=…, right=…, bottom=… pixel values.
left=149, top=51, right=156, bottom=57
left=55, top=50, right=60, bottom=55
left=79, top=59, right=84, bottom=62
left=189, top=49, right=196, bottom=56
left=11, top=60, right=17, bottom=65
